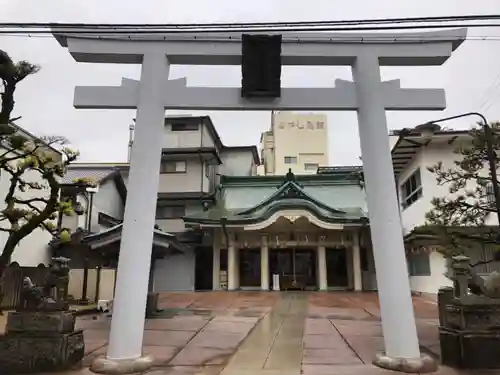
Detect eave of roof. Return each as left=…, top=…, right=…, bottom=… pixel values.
left=82, top=223, right=191, bottom=252
left=6, top=121, right=63, bottom=157
left=220, top=172, right=362, bottom=187
left=184, top=172, right=367, bottom=226
left=391, top=129, right=471, bottom=177
left=183, top=202, right=367, bottom=226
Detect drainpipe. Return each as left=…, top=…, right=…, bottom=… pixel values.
left=127, top=123, right=135, bottom=163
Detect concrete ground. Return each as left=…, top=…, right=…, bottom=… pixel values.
left=31, top=292, right=479, bottom=374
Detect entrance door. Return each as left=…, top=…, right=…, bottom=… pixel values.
left=195, top=247, right=213, bottom=290
left=270, top=249, right=316, bottom=290
left=239, top=249, right=261, bottom=288
left=326, top=247, right=348, bottom=288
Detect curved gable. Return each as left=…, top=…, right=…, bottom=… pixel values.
left=238, top=170, right=345, bottom=216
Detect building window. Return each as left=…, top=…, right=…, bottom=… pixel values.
left=284, top=156, right=297, bottom=164
left=160, top=161, right=187, bottom=173
left=407, top=252, right=431, bottom=276
left=156, top=205, right=186, bottom=219
left=486, top=182, right=495, bottom=205
left=205, top=164, right=210, bottom=178
left=171, top=123, right=199, bottom=131
left=401, top=169, right=422, bottom=209
left=304, top=163, right=319, bottom=172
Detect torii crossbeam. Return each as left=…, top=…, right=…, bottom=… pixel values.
left=53, top=28, right=467, bottom=374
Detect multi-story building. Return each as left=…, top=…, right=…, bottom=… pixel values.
left=54, top=115, right=376, bottom=294
left=259, top=111, right=329, bottom=175
left=25, top=114, right=491, bottom=297
left=392, top=127, right=499, bottom=295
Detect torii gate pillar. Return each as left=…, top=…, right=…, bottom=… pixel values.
left=353, top=54, right=435, bottom=372
left=91, top=53, right=168, bottom=374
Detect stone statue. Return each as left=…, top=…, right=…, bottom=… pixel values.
left=0, top=256, right=84, bottom=373
left=449, top=255, right=500, bottom=299
left=18, top=257, right=70, bottom=311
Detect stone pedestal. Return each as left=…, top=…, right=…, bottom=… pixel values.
left=444, top=297, right=500, bottom=330
left=437, top=287, right=453, bottom=327
left=439, top=296, right=500, bottom=369
left=0, top=311, right=84, bottom=374
left=440, top=327, right=500, bottom=369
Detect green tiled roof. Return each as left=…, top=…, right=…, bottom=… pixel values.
left=184, top=169, right=368, bottom=226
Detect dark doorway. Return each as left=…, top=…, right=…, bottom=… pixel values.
left=195, top=247, right=213, bottom=290
left=269, top=249, right=317, bottom=290
left=239, top=248, right=261, bottom=287
left=326, top=247, right=348, bottom=288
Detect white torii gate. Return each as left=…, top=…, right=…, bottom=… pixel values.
left=53, top=28, right=466, bottom=374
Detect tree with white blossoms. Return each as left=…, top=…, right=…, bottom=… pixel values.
left=0, top=49, right=81, bottom=291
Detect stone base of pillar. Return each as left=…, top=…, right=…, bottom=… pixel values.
left=90, top=355, right=154, bottom=374
left=372, top=352, right=438, bottom=373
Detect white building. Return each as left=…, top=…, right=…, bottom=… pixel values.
left=392, top=127, right=498, bottom=295
left=258, top=112, right=328, bottom=175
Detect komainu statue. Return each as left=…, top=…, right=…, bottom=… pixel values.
left=18, top=256, right=70, bottom=311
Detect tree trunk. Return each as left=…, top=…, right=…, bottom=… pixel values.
left=0, top=254, right=10, bottom=315
left=0, top=81, right=15, bottom=125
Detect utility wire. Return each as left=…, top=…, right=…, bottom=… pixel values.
left=1, top=13, right=500, bottom=30
left=0, top=22, right=499, bottom=35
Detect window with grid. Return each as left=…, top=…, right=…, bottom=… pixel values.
left=156, top=205, right=186, bottom=219
left=401, top=169, right=423, bottom=209
left=486, top=183, right=495, bottom=205
left=160, top=161, right=187, bottom=173
left=284, top=156, right=297, bottom=164
left=407, top=252, right=431, bottom=276
left=171, top=123, right=199, bottom=131
left=304, top=163, right=319, bottom=172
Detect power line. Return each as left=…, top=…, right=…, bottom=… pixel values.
left=0, top=14, right=499, bottom=35
left=0, top=22, right=499, bottom=35
left=1, top=13, right=500, bottom=30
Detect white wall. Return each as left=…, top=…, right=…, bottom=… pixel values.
left=219, top=149, right=256, bottom=176
left=162, top=122, right=216, bottom=149
left=409, top=252, right=452, bottom=293
left=155, top=203, right=200, bottom=233
left=271, top=112, right=328, bottom=175
left=397, top=138, right=489, bottom=294
left=158, top=158, right=209, bottom=194
left=90, top=180, right=124, bottom=232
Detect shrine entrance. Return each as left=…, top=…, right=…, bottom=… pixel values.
left=239, top=248, right=261, bottom=288
left=326, top=247, right=349, bottom=289
left=270, top=249, right=317, bottom=291
left=54, top=27, right=466, bottom=367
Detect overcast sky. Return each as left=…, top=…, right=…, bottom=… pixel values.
left=1, top=0, right=500, bottom=165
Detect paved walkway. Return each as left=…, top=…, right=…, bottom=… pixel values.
left=43, top=292, right=470, bottom=374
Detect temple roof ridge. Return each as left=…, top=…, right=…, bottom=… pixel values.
left=238, top=169, right=345, bottom=216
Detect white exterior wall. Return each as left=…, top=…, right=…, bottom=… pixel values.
left=90, top=180, right=125, bottom=232
left=155, top=203, right=200, bottom=233
left=162, top=121, right=216, bottom=149
left=219, top=149, right=256, bottom=176
left=262, top=112, right=328, bottom=176
left=396, top=138, right=491, bottom=294
left=158, top=158, right=209, bottom=194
